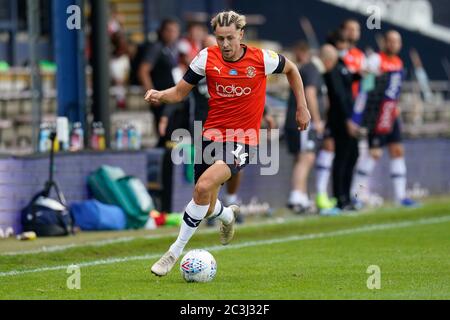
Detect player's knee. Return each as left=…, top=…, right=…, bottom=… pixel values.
left=323, top=139, right=335, bottom=152
left=195, top=178, right=213, bottom=197
left=305, top=152, right=316, bottom=165
left=389, top=144, right=404, bottom=158
left=370, top=148, right=383, bottom=160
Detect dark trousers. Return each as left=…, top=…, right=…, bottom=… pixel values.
left=152, top=103, right=188, bottom=148
left=332, top=132, right=359, bottom=208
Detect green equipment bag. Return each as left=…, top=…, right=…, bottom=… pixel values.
left=87, top=166, right=152, bottom=229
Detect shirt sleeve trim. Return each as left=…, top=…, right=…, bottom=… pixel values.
left=273, top=54, right=286, bottom=74
left=183, top=67, right=205, bottom=85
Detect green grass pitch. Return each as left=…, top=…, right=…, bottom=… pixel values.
left=1, top=198, right=449, bottom=300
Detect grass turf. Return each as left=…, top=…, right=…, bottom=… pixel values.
left=0, top=198, right=449, bottom=300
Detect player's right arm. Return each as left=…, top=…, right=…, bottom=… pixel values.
left=144, top=80, right=195, bottom=105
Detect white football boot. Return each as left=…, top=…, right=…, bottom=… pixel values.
left=220, top=205, right=240, bottom=245
left=151, top=251, right=178, bottom=277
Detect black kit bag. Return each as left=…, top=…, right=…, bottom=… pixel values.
left=21, top=132, right=74, bottom=237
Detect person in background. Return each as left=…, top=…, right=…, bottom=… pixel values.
left=110, top=32, right=131, bottom=110
left=314, top=20, right=366, bottom=212
left=178, top=22, right=209, bottom=71
left=285, top=42, right=323, bottom=213
left=351, top=30, right=419, bottom=207
left=285, top=41, right=329, bottom=213
left=108, top=3, right=125, bottom=36
left=314, top=30, right=350, bottom=212
left=138, top=18, right=186, bottom=147
left=323, top=30, right=361, bottom=210
left=187, top=34, right=216, bottom=132
left=341, top=19, right=366, bottom=99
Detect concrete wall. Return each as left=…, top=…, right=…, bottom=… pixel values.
left=1, top=138, right=448, bottom=235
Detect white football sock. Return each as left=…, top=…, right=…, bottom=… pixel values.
left=210, top=200, right=234, bottom=225
left=169, top=199, right=210, bottom=258
left=289, top=190, right=309, bottom=206
left=351, top=154, right=376, bottom=199
left=316, top=150, right=334, bottom=194
left=391, top=158, right=407, bottom=202
left=224, top=193, right=238, bottom=206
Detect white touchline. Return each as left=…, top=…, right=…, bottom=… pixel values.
left=1, top=215, right=449, bottom=278
left=0, top=207, right=402, bottom=256
left=0, top=216, right=299, bottom=256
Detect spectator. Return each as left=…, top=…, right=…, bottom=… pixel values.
left=138, top=18, right=187, bottom=147
left=323, top=30, right=361, bottom=210
left=108, top=3, right=125, bottom=36
left=285, top=41, right=329, bottom=213
left=110, top=32, right=131, bottom=110
left=351, top=31, right=419, bottom=207
left=314, top=30, right=351, bottom=212
left=178, top=22, right=208, bottom=70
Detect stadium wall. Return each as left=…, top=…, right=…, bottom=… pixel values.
left=1, top=139, right=448, bottom=235
left=0, top=151, right=148, bottom=235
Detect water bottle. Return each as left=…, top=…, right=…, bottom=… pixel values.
left=76, top=122, right=85, bottom=150
left=70, top=122, right=84, bottom=151
left=57, top=117, right=70, bottom=152
left=91, top=122, right=99, bottom=150
left=128, top=125, right=137, bottom=150
left=97, top=122, right=106, bottom=151
left=39, top=123, right=50, bottom=153
left=135, top=127, right=142, bottom=150
left=122, top=123, right=129, bottom=150
left=116, top=125, right=124, bottom=150
left=129, top=125, right=142, bottom=150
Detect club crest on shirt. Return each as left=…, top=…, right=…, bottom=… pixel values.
left=246, top=66, right=256, bottom=78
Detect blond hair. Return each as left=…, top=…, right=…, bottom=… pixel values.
left=211, top=11, right=246, bottom=31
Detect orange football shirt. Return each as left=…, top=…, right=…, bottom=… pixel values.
left=188, top=45, right=284, bottom=146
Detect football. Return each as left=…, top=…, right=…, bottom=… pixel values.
left=180, top=249, right=217, bottom=283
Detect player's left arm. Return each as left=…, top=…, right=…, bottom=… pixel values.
left=282, top=58, right=311, bottom=131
